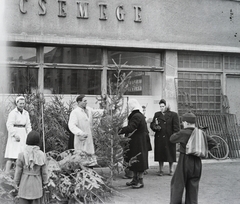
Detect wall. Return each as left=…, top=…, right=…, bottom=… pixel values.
left=4, top=0, right=240, bottom=51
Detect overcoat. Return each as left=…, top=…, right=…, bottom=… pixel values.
left=150, top=109, right=180, bottom=162
left=68, top=106, right=103, bottom=155
left=14, top=151, right=48, bottom=199
left=119, top=110, right=149, bottom=172
left=5, top=108, right=32, bottom=159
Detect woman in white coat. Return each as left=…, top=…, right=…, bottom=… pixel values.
left=5, top=96, right=32, bottom=173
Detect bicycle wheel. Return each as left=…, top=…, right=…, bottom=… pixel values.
left=208, top=135, right=229, bottom=160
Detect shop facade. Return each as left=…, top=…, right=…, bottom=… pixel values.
left=3, top=0, right=240, bottom=122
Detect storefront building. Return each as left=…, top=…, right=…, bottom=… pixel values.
left=3, top=0, right=240, bottom=122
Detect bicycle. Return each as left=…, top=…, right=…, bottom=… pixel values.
left=200, top=126, right=229, bottom=160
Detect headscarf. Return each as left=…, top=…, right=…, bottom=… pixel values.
left=128, top=98, right=143, bottom=114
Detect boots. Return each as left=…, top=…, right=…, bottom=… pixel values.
left=126, top=175, right=138, bottom=186
left=132, top=178, right=144, bottom=189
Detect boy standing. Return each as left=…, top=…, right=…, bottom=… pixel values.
left=169, top=112, right=217, bottom=204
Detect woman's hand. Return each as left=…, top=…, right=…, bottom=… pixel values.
left=14, top=135, right=20, bottom=142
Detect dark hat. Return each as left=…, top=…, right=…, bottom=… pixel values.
left=76, top=94, right=85, bottom=102
left=182, top=112, right=196, bottom=124
left=159, top=99, right=166, bottom=105
left=26, top=131, right=40, bottom=146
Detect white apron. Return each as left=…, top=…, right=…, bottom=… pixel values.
left=5, top=108, right=32, bottom=159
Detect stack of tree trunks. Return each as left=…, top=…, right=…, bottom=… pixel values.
left=195, top=113, right=240, bottom=158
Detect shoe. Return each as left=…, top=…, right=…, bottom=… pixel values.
left=143, top=170, right=148, bottom=175
left=126, top=178, right=138, bottom=186
left=132, top=178, right=144, bottom=189
left=169, top=171, right=173, bottom=176
left=158, top=171, right=164, bottom=176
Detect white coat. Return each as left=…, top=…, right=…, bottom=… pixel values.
left=5, top=108, right=32, bottom=159
left=68, top=106, right=103, bottom=155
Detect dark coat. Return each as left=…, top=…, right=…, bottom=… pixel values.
left=150, top=109, right=180, bottom=162
left=119, top=110, right=149, bottom=172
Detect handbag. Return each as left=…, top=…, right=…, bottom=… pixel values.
left=186, top=128, right=208, bottom=158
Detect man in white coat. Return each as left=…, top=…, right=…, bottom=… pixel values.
left=68, top=95, right=103, bottom=166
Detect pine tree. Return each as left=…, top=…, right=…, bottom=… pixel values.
left=93, top=58, right=132, bottom=182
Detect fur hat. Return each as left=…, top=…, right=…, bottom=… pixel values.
left=182, top=112, right=196, bottom=124
left=26, top=131, right=40, bottom=146
left=159, top=99, right=166, bottom=105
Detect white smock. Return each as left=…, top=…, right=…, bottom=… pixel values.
left=5, top=108, right=32, bottom=159
left=68, top=106, right=103, bottom=154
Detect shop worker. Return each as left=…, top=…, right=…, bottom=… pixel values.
left=150, top=99, right=180, bottom=176
left=68, top=95, right=103, bottom=166
left=5, top=96, right=32, bottom=174
left=169, top=112, right=217, bottom=204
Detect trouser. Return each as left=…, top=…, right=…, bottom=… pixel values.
left=170, top=153, right=202, bottom=204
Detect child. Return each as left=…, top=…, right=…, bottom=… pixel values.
left=14, top=130, right=48, bottom=204
left=169, top=112, right=217, bottom=204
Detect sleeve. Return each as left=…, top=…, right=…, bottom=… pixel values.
left=6, top=111, right=17, bottom=138
left=41, top=156, right=48, bottom=185
left=14, top=153, right=24, bottom=186
left=170, top=130, right=186, bottom=143
left=68, top=110, right=85, bottom=136
left=150, top=113, right=159, bottom=132
left=25, top=111, right=32, bottom=134
left=172, top=112, right=180, bottom=133
left=206, top=135, right=218, bottom=150
left=119, top=115, right=141, bottom=135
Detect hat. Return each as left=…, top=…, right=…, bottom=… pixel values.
left=26, top=131, right=40, bottom=146
left=159, top=99, right=166, bottom=105
left=182, top=112, right=196, bottom=124
left=76, top=94, right=85, bottom=102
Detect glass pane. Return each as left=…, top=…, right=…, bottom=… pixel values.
left=108, top=51, right=162, bottom=67
left=44, top=47, right=102, bottom=65
left=44, top=69, right=101, bottom=94
left=107, top=70, right=152, bottom=95
left=7, top=47, right=36, bottom=62
left=9, top=67, right=38, bottom=93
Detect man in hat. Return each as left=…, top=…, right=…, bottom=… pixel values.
left=169, top=112, right=217, bottom=204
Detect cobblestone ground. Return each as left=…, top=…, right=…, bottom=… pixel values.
left=108, top=159, right=240, bottom=204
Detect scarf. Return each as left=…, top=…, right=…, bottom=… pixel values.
left=23, top=145, right=45, bottom=169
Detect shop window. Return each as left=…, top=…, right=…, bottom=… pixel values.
left=178, top=52, right=222, bottom=69
left=44, top=47, right=102, bottom=65
left=44, top=69, right=101, bottom=94
left=177, top=72, right=222, bottom=116
left=9, top=67, right=38, bottom=94
left=107, top=50, right=162, bottom=67
left=107, top=70, right=153, bottom=95
left=224, top=55, right=240, bottom=70
left=7, top=47, right=36, bottom=62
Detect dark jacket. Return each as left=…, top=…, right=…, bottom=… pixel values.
left=119, top=110, right=149, bottom=172
left=150, top=109, right=180, bottom=162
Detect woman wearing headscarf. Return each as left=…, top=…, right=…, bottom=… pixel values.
left=4, top=96, right=32, bottom=174
left=119, top=98, right=149, bottom=189
left=150, top=99, right=180, bottom=176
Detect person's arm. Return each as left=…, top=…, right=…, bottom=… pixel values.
left=206, top=135, right=218, bottom=150
left=68, top=110, right=86, bottom=138
left=25, top=111, right=32, bottom=134
left=14, top=153, right=24, bottom=186
left=170, top=129, right=186, bottom=143
left=6, top=110, right=17, bottom=138
left=150, top=113, right=161, bottom=132
left=41, top=155, right=48, bottom=185
left=172, top=112, right=180, bottom=133
left=119, top=115, right=140, bottom=135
